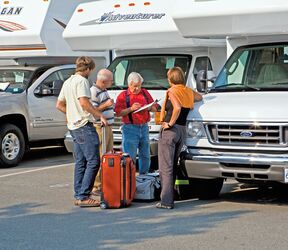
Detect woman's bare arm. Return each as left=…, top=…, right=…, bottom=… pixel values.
left=194, top=91, right=203, bottom=102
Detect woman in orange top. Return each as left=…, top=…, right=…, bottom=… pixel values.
left=156, top=67, right=202, bottom=209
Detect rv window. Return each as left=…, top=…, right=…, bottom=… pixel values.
left=108, top=55, right=191, bottom=90
left=284, top=47, right=288, bottom=63
left=0, top=70, right=33, bottom=93
left=113, top=60, right=128, bottom=87
left=212, top=44, right=288, bottom=92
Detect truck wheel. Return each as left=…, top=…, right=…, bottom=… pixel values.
left=0, top=124, right=25, bottom=168
left=190, top=178, right=224, bottom=200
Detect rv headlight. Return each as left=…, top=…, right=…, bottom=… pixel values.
left=149, top=111, right=161, bottom=125
left=186, top=121, right=206, bottom=138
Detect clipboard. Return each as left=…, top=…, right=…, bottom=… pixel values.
left=133, top=99, right=160, bottom=113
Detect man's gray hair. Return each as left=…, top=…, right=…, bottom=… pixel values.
left=97, top=69, right=112, bottom=81
left=127, top=72, right=143, bottom=85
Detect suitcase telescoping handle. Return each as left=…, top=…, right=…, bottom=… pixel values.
left=95, top=122, right=107, bottom=155
left=101, top=125, right=106, bottom=155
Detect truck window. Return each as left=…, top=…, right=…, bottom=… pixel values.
left=212, top=44, right=288, bottom=92
left=0, top=70, right=33, bottom=93
left=59, top=68, right=75, bottom=81
left=34, top=68, right=74, bottom=96
left=108, top=55, right=191, bottom=90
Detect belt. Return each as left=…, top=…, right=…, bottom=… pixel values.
left=94, top=123, right=113, bottom=127
left=123, top=123, right=147, bottom=126
left=85, top=121, right=94, bottom=126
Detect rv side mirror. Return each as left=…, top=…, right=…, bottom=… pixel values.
left=196, top=70, right=216, bottom=93
left=51, top=80, right=64, bottom=96
left=196, top=70, right=207, bottom=93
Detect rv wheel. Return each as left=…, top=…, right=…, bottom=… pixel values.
left=190, top=178, right=224, bottom=200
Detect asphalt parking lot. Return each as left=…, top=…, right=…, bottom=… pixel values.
left=1, top=147, right=288, bottom=250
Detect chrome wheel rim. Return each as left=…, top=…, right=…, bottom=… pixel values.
left=2, top=133, right=20, bottom=160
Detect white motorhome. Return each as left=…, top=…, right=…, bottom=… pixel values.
left=171, top=0, right=288, bottom=198
left=0, top=0, right=108, bottom=168
left=63, top=0, right=227, bottom=166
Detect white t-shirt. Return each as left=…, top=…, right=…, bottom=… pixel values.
left=58, top=74, right=93, bottom=130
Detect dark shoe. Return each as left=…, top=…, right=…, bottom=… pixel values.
left=79, top=198, right=100, bottom=207
left=156, top=202, right=174, bottom=209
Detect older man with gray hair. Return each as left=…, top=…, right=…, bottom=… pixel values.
left=90, top=68, right=114, bottom=195
left=115, top=72, right=158, bottom=174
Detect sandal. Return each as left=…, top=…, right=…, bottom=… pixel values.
left=90, top=190, right=102, bottom=196
left=156, top=202, right=174, bottom=209
left=79, top=198, right=100, bottom=207
left=74, top=199, right=80, bottom=206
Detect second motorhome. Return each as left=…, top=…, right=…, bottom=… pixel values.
left=171, top=0, right=288, bottom=198
left=63, top=0, right=227, bottom=166
left=0, top=0, right=108, bottom=168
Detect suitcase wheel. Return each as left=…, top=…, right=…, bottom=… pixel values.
left=100, top=201, right=107, bottom=209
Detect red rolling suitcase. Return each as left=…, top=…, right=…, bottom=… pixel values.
left=100, top=127, right=136, bottom=209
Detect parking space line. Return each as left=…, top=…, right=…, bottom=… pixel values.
left=0, top=163, right=72, bottom=178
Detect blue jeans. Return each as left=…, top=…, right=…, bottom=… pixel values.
left=122, top=124, right=150, bottom=174
left=70, top=122, right=100, bottom=200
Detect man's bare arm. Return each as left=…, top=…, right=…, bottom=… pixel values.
left=97, top=99, right=114, bottom=111
left=56, top=100, right=66, bottom=114
left=79, top=97, right=108, bottom=126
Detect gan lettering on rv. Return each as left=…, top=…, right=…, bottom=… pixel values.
left=0, top=7, right=23, bottom=15
left=0, top=7, right=25, bottom=32
left=80, top=11, right=166, bottom=26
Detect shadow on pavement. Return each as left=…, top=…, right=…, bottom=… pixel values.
left=0, top=200, right=254, bottom=249
left=23, top=146, right=71, bottom=161
left=219, top=181, right=288, bottom=205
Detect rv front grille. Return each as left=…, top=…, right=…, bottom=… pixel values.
left=207, top=123, right=288, bottom=147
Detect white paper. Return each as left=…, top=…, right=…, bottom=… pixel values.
left=133, top=99, right=160, bottom=113
left=0, top=82, right=10, bottom=91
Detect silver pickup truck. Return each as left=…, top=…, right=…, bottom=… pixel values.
left=0, top=64, right=75, bottom=168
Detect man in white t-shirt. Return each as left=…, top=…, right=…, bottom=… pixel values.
left=56, top=56, right=107, bottom=207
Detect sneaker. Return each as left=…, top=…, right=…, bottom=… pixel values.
left=156, top=202, right=174, bottom=209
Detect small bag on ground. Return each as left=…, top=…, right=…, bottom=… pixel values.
left=134, top=173, right=161, bottom=201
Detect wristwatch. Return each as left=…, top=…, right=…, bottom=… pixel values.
left=168, top=123, right=173, bottom=128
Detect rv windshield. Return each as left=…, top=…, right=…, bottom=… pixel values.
left=0, top=70, right=33, bottom=93
left=108, top=55, right=191, bottom=90
left=212, top=44, right=288, bottom=92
